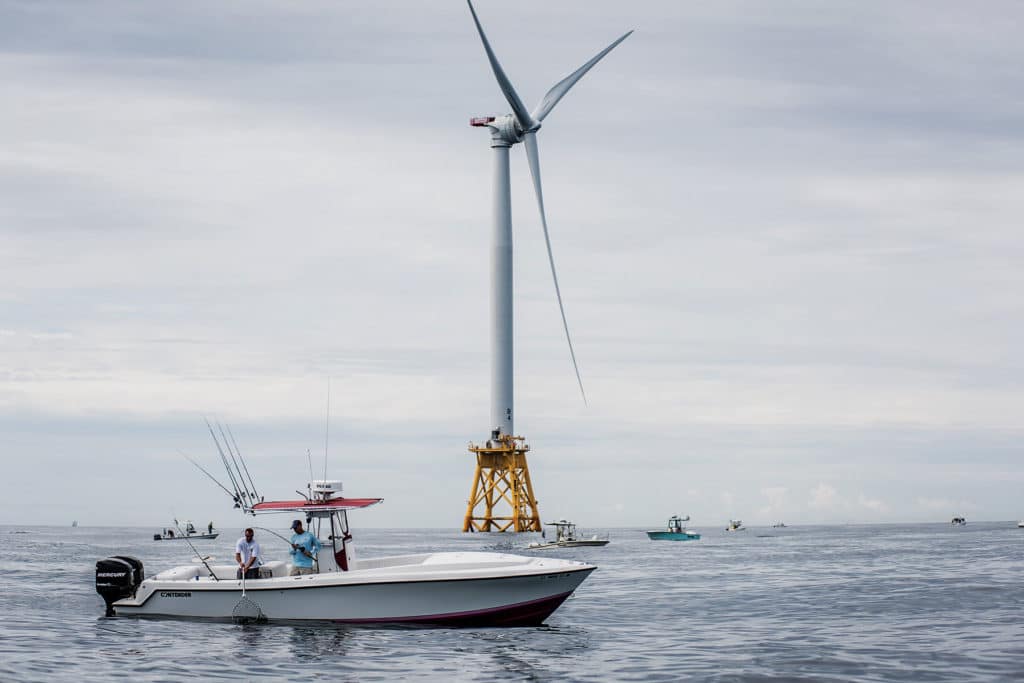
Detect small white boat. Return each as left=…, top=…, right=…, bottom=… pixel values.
left=99, top=480, right=593, bottom=625
left=770, top=522, right=786, bottom=528
left=951, top=516, right=966, bottom=526
left=153, top=522, right=218, bottom=541
left=726, top=519, right=746, bottom=532
left=153, top=531, right=219, bottom=541
left=1017, top=521, right=1024, bottom=529
left=527, top=520, right=609, bottom=550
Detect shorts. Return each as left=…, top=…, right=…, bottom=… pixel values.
left=289, top=566, right=316, bottom=576
left=237, top=567, right=260, bottom=580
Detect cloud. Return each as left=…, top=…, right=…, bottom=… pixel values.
left=2, top=1, right=1024, bottom=525
left=808, top=484, right=840, bottom=510
left=915, top=497, right=953, bottom=512
left=914, top=497, right=977, bottom=515
left=758, top=486, right=789, bottom=519
left=857, top=493, right=889, bottom=514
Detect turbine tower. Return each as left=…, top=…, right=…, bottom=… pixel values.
left=461, top=0, right=631, bottom=532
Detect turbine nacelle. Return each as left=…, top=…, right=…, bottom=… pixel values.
left=470, top=114, right=532, bottom=148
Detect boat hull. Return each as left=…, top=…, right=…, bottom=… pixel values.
left=528, top=540, right=609, bottom=550
left=110, top=553, right=594, bottom=626
left=154, top=533, right=219, bottom=541
left=646, top=531, right=700, bottom=541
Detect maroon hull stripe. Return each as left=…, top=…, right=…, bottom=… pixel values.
left=332, top=590, right=576, bottom=627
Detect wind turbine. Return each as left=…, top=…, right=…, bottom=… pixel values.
left=462, top=0, right=632, bottom=532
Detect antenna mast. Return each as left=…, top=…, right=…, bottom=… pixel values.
left=323, top=377, right=331, bottom=482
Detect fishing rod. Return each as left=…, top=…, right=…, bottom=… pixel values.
left=205, top=418, right=244, bottom=508
left=306, top=450, right=315, bottom=490
left=226, top=424, right=261, bottom=502
left=218, top=421, right=255, bottom=506
left=206, top=418, right=242, bottom=500
left=173, top=517, right=219, bottom=581
left=180, top=452, right=237, bottom=501
left=254, top=526, right=315, bottom=560
left=254, top=526, right=294, bottom=546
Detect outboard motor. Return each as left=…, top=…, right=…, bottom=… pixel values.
left=96, top=556, right=144, bottom=616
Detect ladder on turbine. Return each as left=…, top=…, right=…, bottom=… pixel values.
left=463, top=433, right=542, bottom=532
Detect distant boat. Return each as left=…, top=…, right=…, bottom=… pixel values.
left=726, top=519, right=746, bottom=532
left=154, top=521, right=218, bottom=541
left=71, top=521, right=78, bottom=528
left=951, top=516, right=966, bottom=526
left=527, top=520, right=609, bottom=550
left=647, top=515, right=701, bottom=541
left=770, top=522, right=786, bottom=528
left=1017, top=521, right=1023, bottom=529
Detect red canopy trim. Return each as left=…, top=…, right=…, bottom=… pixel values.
left=251, top=498, right=383, bottom=513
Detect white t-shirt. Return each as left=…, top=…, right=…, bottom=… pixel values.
left=235, top=537, right=262, bottom=566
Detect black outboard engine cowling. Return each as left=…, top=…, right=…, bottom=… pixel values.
left=96, top=556, right=144, bottom=616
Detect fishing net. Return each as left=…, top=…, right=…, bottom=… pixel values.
left=232, top=595, right=265, bottom=624
left=232, top=579, right=266, bottom=624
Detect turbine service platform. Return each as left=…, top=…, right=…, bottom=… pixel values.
left=463, top=433, right=541, bottom=532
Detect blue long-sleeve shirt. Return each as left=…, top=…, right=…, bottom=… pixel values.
left=290, top=530, right=322, bottom=568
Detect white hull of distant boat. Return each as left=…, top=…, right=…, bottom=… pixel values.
left=153, top=533, right=219, bottom=541
left=109, top=551, right=592, bottom=625
left=528, top=520, right=609, bottom=550
left=528, top=539, right=609, bottom=550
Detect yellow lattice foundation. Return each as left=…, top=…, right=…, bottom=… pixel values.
left=462, top=434, right=541, bottom=532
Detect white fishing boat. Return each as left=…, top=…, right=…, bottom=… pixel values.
left=97, top=480, right=594, bottom=625
left=527, top=520, right=609, bottom=550
left=153, top=521, right=218, bottom=541
left=1017, top=520, right=1023, bottom=529
left=726, top=519, right=746, bottom=532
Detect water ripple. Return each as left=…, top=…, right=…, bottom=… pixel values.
left=1, top=523, right=1022, bottom=681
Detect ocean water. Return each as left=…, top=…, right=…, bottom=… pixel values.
left=1, top=523, right=1022, bottom=681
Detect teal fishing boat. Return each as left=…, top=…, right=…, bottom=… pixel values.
left=646, top=515, right=701, bottom=541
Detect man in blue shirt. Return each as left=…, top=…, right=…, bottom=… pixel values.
left=289, top=520, right=322, bottom=576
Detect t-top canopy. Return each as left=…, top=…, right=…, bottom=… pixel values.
left=251, top=498, right=383, bottom=513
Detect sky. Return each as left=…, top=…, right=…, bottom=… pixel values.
left=1, top=1, right=1022, bottom=529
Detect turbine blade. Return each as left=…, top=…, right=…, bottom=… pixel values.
left=522, top=131, right=587, bottom=404
left=466, top=0, right=536, bottom=130
left=531, top=30, right=633, bottom=123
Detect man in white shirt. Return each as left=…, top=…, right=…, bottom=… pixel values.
left=234, top=528, right=262, bottom=580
